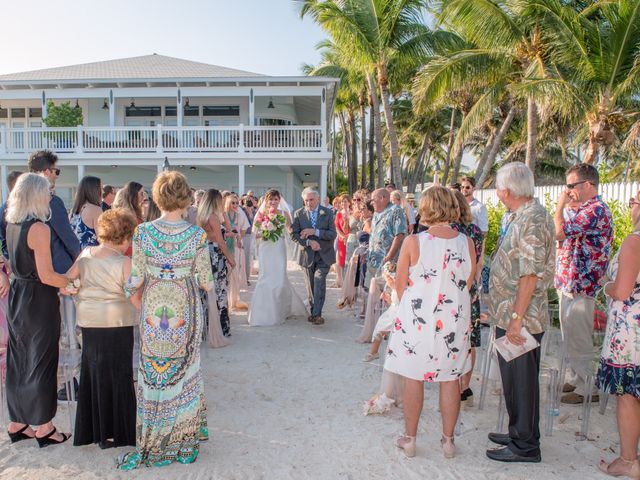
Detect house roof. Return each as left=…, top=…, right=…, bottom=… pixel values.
left=0, top=54, right=265, bottom=82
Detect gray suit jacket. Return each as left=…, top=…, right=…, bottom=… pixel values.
left=291, top=205, right=337, bottom=268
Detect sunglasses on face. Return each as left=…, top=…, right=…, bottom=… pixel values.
left=461, top=185, right=472, bottom=190
left=566, top=180, right=589, bottom=190
left=48, top=167, right=61, bottom=176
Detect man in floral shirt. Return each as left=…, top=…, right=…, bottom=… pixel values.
left=486, top=162, right=555, bottom=463
left=554, top=163, right=613, bottom=404
left=368, top=188, right=406, bottom=277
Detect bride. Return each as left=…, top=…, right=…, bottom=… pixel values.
left=248, top=189, right=307, bottom=326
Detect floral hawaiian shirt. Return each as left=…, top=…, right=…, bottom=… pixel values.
left=368, top=203, right=407, bottom=270
left=488, top=199, right=556, bottom=334
left=554, top=196, right=613, bottom=298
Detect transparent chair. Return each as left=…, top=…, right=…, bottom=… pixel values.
left=58, top=296, right=82, bottom=431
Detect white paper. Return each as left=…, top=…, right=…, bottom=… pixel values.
left=494, top=327, right=540, bottom=362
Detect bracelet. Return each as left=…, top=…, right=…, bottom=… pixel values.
left=603, top=281, right=613, bottom=297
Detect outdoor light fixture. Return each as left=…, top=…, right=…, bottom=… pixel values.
left=185, top=97, right=190, bottom=107
left=267, top=97, right=275, bottom=109
left=304, top=172, right=311, bottom=177
left=102, top=99, right=109, bottom=110
left=189, top=166, right=196, bottom=171
left=130, top=98, right=136, bottom=109
left=74, top=99, right=80, bottom=109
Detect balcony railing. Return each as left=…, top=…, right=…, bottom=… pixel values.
left=0, top=124, right=325, bottom=155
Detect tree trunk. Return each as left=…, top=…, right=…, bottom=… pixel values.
left=525, top=96, right=538, bottom=175
left=331, top=115, right=337, bottom=193
left=409, top=135, right=430, bottom=192
left=451, top=147, right=464, bottom=183
left=367, top=72, right=384, bottom=188
left=378, top=64, right=403, bottom=187
left=474, top=125, right=497, bottom=183
left=348, top=110, right=358, bottom=194
left=338, top=112, right=350, bottom=184
left=368, top=102, right=375, bottom=189
left=442, top=108, right=457, bottom=185
left=359, top=97, right=367, bottom=189
left=477, top=105, right=517, bottom=187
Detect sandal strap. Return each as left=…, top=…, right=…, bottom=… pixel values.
left=620, top=456, right=639, bottom=464
left=37, top=427, right=57, bottom=440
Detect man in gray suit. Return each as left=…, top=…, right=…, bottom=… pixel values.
left=291, top=187, right=337, bottom=325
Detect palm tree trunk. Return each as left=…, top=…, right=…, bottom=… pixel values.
left=367, top=72, right=384, bottom=188
left=475, top=126, right=497, bottom=183
left=368, top=101, right=375, bottom=189
left=442, top=108, right=457, bottom=185
left=409, top=135, right=430, bottom=192
left=525, top=96, right=538, bottom=175
left=360, top=99, right=367, bottom=189
left=378, top=65, right=402, bottom=187
left=338, top=112, right=351, bottom=182
left=331, top=115, right=337, bottom=193
left=349, top=110, right=358, bottom=194
left=477, top=105, right=517, bottom=187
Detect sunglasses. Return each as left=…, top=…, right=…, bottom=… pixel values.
left=48, top=167, right=61, bottom=176
left=461, top=186, right=472, bottom=190
left=566, top=180, right=589, bottom=189
left=629, top=198, right=640, bottom=208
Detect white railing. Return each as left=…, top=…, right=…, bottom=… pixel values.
left=477, top=181, right=640, bottom=206
left=0, top=124, right=325, bottom=155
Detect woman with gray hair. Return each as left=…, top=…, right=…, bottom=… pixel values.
left=5, top=173, right=73, bottom=447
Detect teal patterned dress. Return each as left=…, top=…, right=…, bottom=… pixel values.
left=118, top=219, right=213, bottom=471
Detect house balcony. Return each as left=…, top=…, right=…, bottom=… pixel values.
left=0, top=124, right=326, bottom=158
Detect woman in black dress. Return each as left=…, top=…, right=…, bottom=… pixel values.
left=5, top=173, right=72, bottom=447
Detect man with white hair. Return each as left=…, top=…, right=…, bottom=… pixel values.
left=291, top=187, right=337, bottom=325
left=486, top=162, right=555, bottom=463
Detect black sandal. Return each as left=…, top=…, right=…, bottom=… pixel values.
left=7, top=424, right=35, bottom=444
left=35, top=427, right=71, bottom=448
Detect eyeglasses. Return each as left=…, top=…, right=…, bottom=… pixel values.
left=461, top=186, right=472, bottom=190
left=629, top=198, right=640, bottom=208
left=48, top=167, right=61, bottom=176
left=566, top=180, right=589, bottom=189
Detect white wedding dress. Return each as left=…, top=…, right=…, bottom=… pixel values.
left=248, top=235, right=308, bottom=326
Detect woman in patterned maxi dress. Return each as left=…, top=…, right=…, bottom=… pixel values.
left=117, top=171, right=213, bottom=470
left=384, top=186, right=476, bottom=459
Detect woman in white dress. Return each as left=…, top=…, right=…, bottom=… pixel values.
left=384, top=186, right=476, bottom=459
left=248, top=190, right=307, bottom=326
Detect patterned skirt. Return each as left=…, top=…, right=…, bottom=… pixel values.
left=596, top=359, right=640, bottom=398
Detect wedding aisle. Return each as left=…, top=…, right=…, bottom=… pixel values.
left=0, top=263, right=620, bottom=479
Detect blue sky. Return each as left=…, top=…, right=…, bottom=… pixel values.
left=0, top=0, right=325, bottom=76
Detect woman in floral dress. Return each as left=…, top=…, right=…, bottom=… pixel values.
left=384, top=186, right=476, bottom=459
left=117, top=171, right=213, bottom=471
left=596, top=191, right=640, bottom=478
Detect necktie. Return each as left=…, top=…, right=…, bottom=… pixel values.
left=310, top=208, right=318, bottom=230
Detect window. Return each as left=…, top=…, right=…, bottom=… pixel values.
left=203, top=105, right=239, bottom=116
left=165, top=106, right=177, bottom=117
left=0, top=108, right=7, bottom=119
left=125, top=106, right=161, bottom=117
left=11, top=108, right=25, bottom=118
left=184, top=105, right=199, bottom=117
left=29, top=108, right=42, bottom=118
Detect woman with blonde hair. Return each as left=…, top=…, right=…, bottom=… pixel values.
left=596, top=190, right=640, bottom=478
left=197, top=189, right=235, bottom=342
left=385, top=185, right=476, bottom=459
left=224, top=193, right=249, bottom=311
left=5, top=173, right=72, bottom=446
left=117, top=171, right=213, bottom=470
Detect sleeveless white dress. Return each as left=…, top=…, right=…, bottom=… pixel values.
left=248, top=235, right=308, bottom=326
left=384, top=231, right=472, bottom=382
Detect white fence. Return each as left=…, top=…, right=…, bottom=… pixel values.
left=477, top=181, right=640, bottom=206
left=0, top=124, right=325, bottom=155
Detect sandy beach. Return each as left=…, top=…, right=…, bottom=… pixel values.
left=0, top=264, right=615, bottom=479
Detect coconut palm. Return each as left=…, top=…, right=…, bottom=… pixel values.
left=298, top=0, right=439, bottom=187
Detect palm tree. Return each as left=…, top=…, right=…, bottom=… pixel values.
left=299, top=0, right=437, bottom=187
left=520, top=0, right=640, bottom=165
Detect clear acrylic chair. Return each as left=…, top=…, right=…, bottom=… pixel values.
left=58, top=296, right=82, bottom=431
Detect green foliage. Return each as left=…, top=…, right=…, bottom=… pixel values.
left=484, top=200, right=506, bottom=257
left=43, top=101, right=83, bottom=127
left=329, top=170, right=350, bottom=198
left=607, top=200, right=634, bottom=254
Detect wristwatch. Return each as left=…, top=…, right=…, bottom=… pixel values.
left=510, top=312, right=523, bottom=321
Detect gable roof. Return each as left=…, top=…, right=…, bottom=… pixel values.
left=0, top=54, right=265, bottom=82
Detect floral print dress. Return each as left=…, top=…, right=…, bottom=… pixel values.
left=384, top=231, right=472, bottom=382
left=117, top=219, right=213, bottom=470
left=596, top=232, right=640, bottom=398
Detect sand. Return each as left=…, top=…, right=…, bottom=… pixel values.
left=0, top=264, right=616, bottom=479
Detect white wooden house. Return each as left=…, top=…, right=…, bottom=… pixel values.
left=0, top=54, right=338, bottom=207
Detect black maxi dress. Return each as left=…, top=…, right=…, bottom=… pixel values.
left=6, top=219, right=61, bottom=425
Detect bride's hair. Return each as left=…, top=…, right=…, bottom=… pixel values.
left=264, top=189, right=281, bottom=201
left=197, top=188, right=223, bottom=229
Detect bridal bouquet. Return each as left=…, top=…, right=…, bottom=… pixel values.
left=255, top=209, right=286, bottom=243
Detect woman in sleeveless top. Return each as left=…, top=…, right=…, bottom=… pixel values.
left=596, top=192, right=640, bottom=478
left=69, top=176, right=102, bottom=249
left=384, top=186, right=476, bottom=459
left=198, top=189, right=235, bottom=342
left=66, top=209, right=139, bottom=449
left=5, top=174, right=72, bottom=446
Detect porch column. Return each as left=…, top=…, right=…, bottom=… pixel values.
left=77, top=165, right=85, bottom=182
left=109, top=90, right=116, bottom=127
left=177, top=89, right=183, bottom=127
left=1, top=164, right=7, bottom=203
left=238, top=164, right=245, bottom=195
left=249, top=89, right=255, bottom=126
left=286, top=169, right=294, bottom=204
left=320, top=163, right=327, bottom=202
left=41, top=91, right=48, bottom=119
left=320, top=88, right=327, bottom=150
